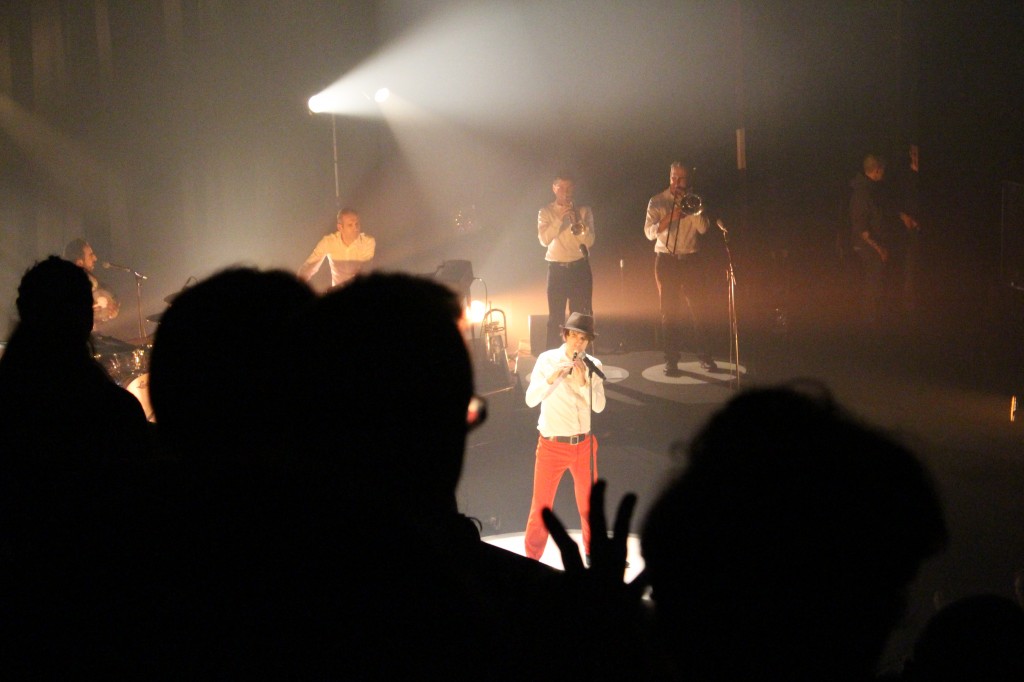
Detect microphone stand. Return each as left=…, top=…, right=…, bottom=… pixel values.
left=103, top=262, right=148, bottom=342
left=586, top=361, right=597, bottom=505
left=717, top=220, right=741, bottom=389
left=134, top=273, right=146, bottom=341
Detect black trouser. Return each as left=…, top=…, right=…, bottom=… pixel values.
left=546, top=259, right=593, bottom=350
left=655, top=252, right=711, bottom=364
left=853, top=246, right=884, bottom=329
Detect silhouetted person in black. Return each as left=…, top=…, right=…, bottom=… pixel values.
left=903, top=594, right=1024, bottom=682
left=144, top=267, right=317, bottom=675
left=642, top=385, right=947, bottom=681
left=142, top=269, right=502, bottom=677
left=0, top=256, right=151, bottom=675
left=0, top=256, right=148, bottom=470
left=285, top=272, right=564, bottom=679
left=149, top=266, right=315, bottom=463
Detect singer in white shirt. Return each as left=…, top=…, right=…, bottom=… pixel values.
left=298, top=208, right=376, bottom=288
left=523, top=312, right=605, bottom=563
left=538, top=173, right=595, bottom=351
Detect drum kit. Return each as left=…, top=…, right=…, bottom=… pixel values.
left=92, top=287, right=182, bottom=422
left=93, top=334, right=153, bottom=420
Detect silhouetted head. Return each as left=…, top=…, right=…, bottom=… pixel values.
left=290, top=272, right=473, bottom=512
left=149, top=267, right=314, bottom=462
left=905, top=594, right=1024, bottom=681
left=642, top=384, right=947, bottom=679
left=15, top=256, right=94, bottom=343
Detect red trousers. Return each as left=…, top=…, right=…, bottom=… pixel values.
left=524, top=434, right=598, bottom=560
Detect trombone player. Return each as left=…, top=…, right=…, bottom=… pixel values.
left=644, top=161, right=718, bottom=376
left=538, top=172, right=595, bottom=351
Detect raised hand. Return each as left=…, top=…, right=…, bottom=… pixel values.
left=542, top=479, right=644, bottom=592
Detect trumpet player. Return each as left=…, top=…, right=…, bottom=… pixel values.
left=538, top=172, right=595, bottom=351
left=644, top=161, right=718, bottom=375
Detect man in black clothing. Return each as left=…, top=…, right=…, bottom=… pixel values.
left=849, top=154, right=889, bottom=330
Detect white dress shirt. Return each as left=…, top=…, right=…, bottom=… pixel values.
left=538, top=203, right=596, bottom=263
left=644, top=189, right=708, bottom=255
left=525, top=345, right=606, bottom=437
left=298, top=232, right=376, bottom=287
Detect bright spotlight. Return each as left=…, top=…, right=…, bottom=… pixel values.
left=307, top=93, right=326, bottom=113
left=466, top=299, right=487, bottom=325
left=374, top=87, right=391, bottom=103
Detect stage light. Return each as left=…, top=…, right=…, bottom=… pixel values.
left=374, top=87, right=391, bottom=103
left=307, top=93, right=326, bottom=113
left=466, top=299, right=487, bottom=324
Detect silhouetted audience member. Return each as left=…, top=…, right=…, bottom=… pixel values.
left=642, top=385, right=948, bottom=681
left=902, top=594, right=1024, bottom=681
left=140, top=269, right=513, bottom=677
left=149, top=266, right=315, bottom=462
left=143, top=267, right=318, bottom=674
left=285, top=272, right=564, bottom=679
left=0, top=256, right=149, bottom=469
left=0, top=256, right=151, bottom=674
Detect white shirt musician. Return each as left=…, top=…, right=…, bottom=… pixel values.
left=298, top=209, right=376, bottom=288
left=523, top=313, right=605, bottom=563
left=538, top=174, right=595, bottom=350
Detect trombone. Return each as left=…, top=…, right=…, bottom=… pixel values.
left=674, top=191, right=703, bottom=217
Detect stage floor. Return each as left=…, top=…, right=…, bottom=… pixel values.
left=458, top=336, right=1023, bottom=671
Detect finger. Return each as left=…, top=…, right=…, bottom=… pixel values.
left=613, top=492, right=638, bottom=547
left=542, top=507, right=584, bottom=574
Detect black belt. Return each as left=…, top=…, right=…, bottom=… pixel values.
left=543, top=432, right=589, bottom=445
left=549, top=259, right=586, bottom=268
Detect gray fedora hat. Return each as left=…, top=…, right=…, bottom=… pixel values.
left=561, top=312, right=597, bottom=339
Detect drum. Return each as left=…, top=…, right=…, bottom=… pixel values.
left=97, top=346, right=150, bottom=385
left=123, top=372, right=155, bottom=422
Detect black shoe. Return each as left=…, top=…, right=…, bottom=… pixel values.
left=664, top=362, right=683, bottom=377
left=700, top=358, right=719, bottom=372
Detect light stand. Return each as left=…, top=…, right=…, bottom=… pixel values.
left=717, top=220, right=740, bottom=389
left=616, top=258, right=626, bottom=353
left=331, top=114, right=340, bottom=207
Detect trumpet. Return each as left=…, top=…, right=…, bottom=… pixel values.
left=567, top=202, right=587, bottom=236
left=673, top=191, right=703, bottom=217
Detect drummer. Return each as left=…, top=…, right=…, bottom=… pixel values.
left=64, top=238, right=119, bottom=329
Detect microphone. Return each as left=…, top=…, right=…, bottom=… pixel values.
left=581, top=352, right=606, bottom=380
left=103, top=261, right=148, bottom=280
left=716, top=219, right=728, bottom=234
left=568, top=351, right=578, bottom=376
left=579, top=244, right=590, bottom=259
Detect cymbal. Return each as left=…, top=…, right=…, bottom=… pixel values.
left=146, top=311, right=164, bottom=323
left=91, top=333, right=138, bottom=354
left=164, top=277, right=198, bottom=304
